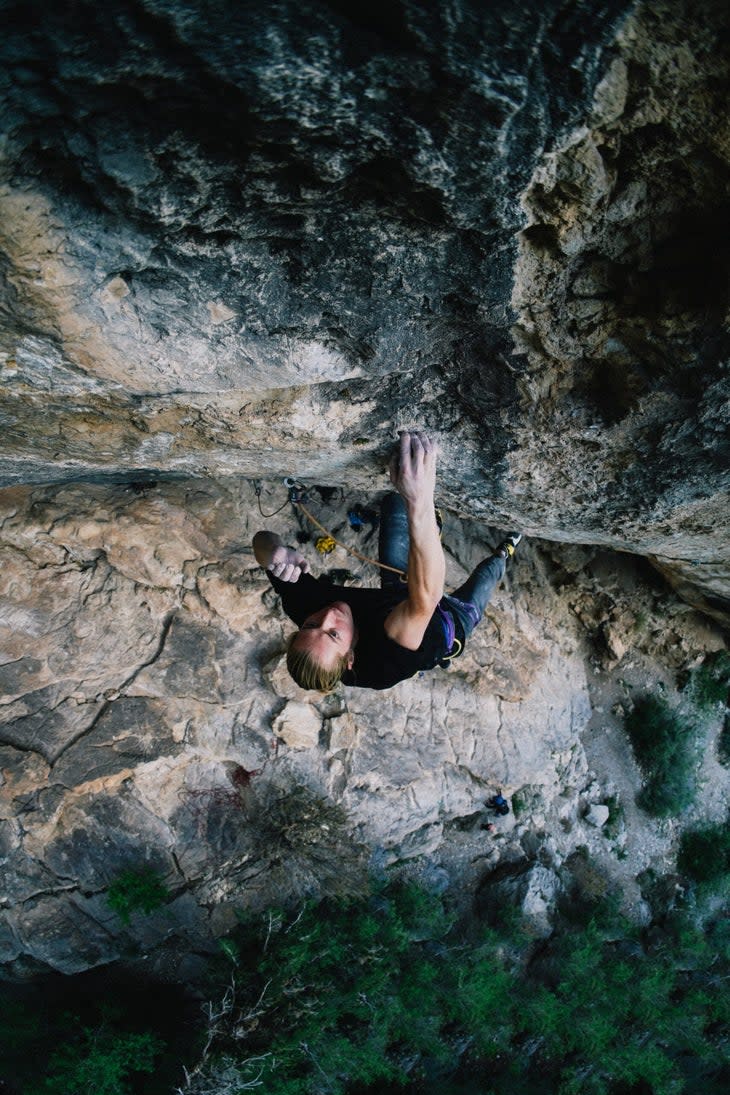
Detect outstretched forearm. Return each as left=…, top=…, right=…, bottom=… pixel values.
left=390, top=432, right=444, bottom=611
left=405, top=498, right=445, bottom=612
left=383, top=431, right=445, bottom=650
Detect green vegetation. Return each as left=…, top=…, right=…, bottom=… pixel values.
left=678, top=814, right=730, bottom=883
left=510, top=784, right=542, bottom=820
left=682, top=650, right=730, bottom=711
left=719, top=712, right=730, bottom=767
left=624, top=694, right=700, bottom=816
left=0, top=996, right=169, bottom=1095
left=106, top=867, right=170, bottom=923
left=3, top=875, right=729, bottom=1095
left=181, top=879, right=729, bottom=1095
left=602, top=793, right=625, bottom=841
left=35, top=1027, right=161, bottom=1095
left=633, top=609, right=649, bottom=632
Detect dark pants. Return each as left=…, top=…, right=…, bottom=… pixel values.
left=378, top=492, right=505, bottom=644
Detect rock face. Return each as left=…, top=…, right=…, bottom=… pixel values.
left=0, top=479, right=595, bottom=976
left=0, top=0, right=727, bottom=611
left=0, top=0, right=729, bottom=978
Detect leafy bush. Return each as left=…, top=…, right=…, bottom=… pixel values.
left=181, top=880, right=730, bottom=1095
left=5, top=879, right=728, bottom=1095
left=510, top=784, right=542, bottom=820
left=682, top=650, right=730, bottom=711
left=602, top=793, right=625, bottom=841
left=106, top=867, right=170, bottom=923
left=0, top=993, right=171, bottom=1095
left=678, top=814, right=730, bottom=883
left=34, top=1027, right=162, bottom=1095
left=624, top=694, right=700, bottom=816
left=718, top=711, right=730, bottom=767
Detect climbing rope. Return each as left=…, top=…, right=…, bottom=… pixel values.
left=283, top=478, right=407, bottom=579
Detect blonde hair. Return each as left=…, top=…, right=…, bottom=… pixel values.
left=286, top=634, right=350, bottom=693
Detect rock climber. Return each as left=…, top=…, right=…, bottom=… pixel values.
left=253, top=431, right=521, bottom=691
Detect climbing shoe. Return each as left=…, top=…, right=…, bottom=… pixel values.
left=496, top=533, right=522, bottom=558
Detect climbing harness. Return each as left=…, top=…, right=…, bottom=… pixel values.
left=283, top=477, right=407, bottom=579
left=438, top=637, right=463, bottom=665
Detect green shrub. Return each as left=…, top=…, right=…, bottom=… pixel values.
left=34, top=1027, right=162, bottom=1095
left=185, top=879, right=729, bottom=1095
left=682, top=650, right=730, bottom=711
left=0, top=997, right=168, bottom=1095
left=718, top=711, right=730, bottom=767
left=624, top=695, right=700, bottom=816
left=678, top=815, right=730, bottom=883
left=510, top=785, right=542, bottom=820
left=602, top=794, right=625, bottom=841
left=0, top=1000, right=42, bottom=1060
left=106, top=867, right=170, bottom=924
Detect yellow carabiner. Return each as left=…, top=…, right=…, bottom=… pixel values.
left=315, top=535, right=337, bottom=555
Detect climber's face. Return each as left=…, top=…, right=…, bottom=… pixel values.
left=290, top=601, right=356, bottom=670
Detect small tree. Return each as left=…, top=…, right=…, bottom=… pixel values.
left=33, top=1027, right=162, bottom=1095
left=624, top=695, right=700, bottom=816
left=106, top=867, right=170, bottom=924
left=678, top=815, right=730, bottom=883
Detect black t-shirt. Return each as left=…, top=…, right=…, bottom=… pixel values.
left=267, top=573, right=450, bottom=689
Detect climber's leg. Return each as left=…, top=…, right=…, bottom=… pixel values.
left=378, top=491, right=409, bottom=589
left=444, top=534, right=521, bottom=639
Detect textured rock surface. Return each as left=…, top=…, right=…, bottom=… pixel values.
left=1, top=0, right=729, bottom=978
left=1, top=479, right=726, bottom=977
left=0, top=0, right=728, bottom=611
left=0, top=480, right=594, bottom=975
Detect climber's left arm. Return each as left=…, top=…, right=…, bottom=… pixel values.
left=253, top=531, right=310, bottom=582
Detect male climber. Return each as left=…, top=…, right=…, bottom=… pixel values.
left=253, top=431, right=521, bottom=691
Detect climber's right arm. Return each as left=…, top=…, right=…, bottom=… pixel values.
left=383, top=432, right=445, bottom=650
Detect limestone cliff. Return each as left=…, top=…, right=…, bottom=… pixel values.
left=0, top=0, right=728, bottom=979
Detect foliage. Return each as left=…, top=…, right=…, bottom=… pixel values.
left=624, top=694, right=700, bottom=816
left=106, top=867, right=170, bottom=923
left=182, top=879, right=730, bottom=1095
left=560, top=847, right=619, bottom=927
left=0, top=995, right=169, bottom=1095
left=678, top=814, right=730, bottom=883
left=511, top=788, right=528, bottom=819
left=718, top=711, right=730, bottom=768
left=510, top=784, right=542, bottom=820
left=602, top=793, right=625, bottom=841
left=0, top=1000, right=42, bottom=1059
left=33, top=1026, right=162, bottom=1095
left=682, top=650, right=730, bottom=711
left=4, top=876, right=729, bottom=1095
